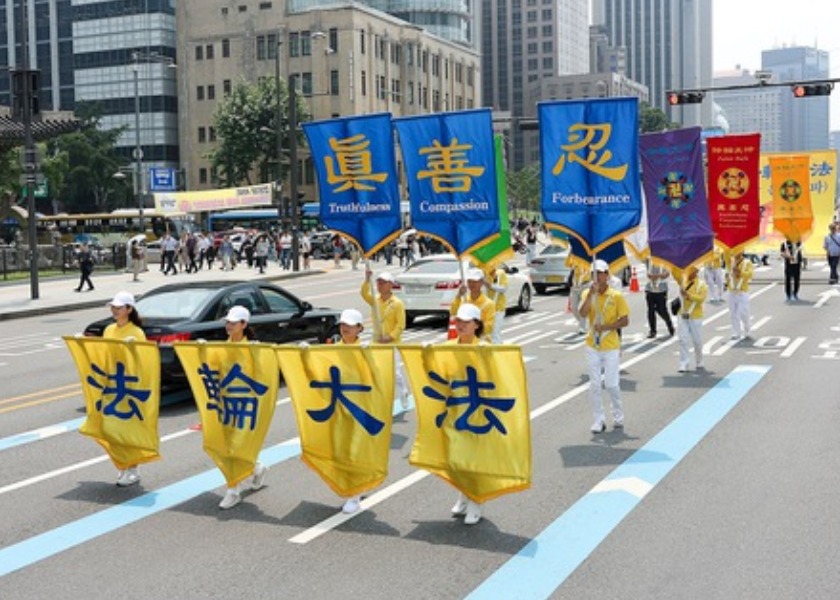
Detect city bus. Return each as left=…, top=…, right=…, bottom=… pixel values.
left=36, top=209, right=196, bottom=247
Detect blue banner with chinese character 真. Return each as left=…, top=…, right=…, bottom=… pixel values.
left=174, top=342, right=279, bottom=488
left=64, top=337, right=161, bottom=470
left=394, top=108, right=499, bottom=256
left=276, top=345, right=395, bottom=497
left=302, top=113, right=403, bottom=258
left=640, top=126, right=714, bottom=273
left=539, top=97, right=642, bottom=255
left=400, top=344, right=532, bottom=503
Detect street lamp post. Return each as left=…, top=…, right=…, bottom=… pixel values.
left=274, top=38, right=285, bottom=237
left=289, top=81, right=300, bottom=271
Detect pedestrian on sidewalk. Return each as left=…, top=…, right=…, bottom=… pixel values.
left=823, top=223, right=840, bottom=284
left=74, top=242, right=95, bottom=292
left=130, top=240, right=144, bottom=282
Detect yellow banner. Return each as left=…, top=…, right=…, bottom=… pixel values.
left=154, top=184, right=273, bottom=213
left=400, top=344, right=531, bottom=503
left=174, top=342, right=279, bottom=487
left=769, top=155, right=813, bottom=243
left=276, top=346, right=395, bottom=497
left=64, top=337, right=161, bottom=470
left=754, top=150, right=837, bottom=254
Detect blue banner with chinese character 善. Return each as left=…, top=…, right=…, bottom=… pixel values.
left=539, top=97, right=642, bottom=255
left=276, top=345, right=395, bottom=497
left=174, top=342, right=279, bottom=488
left=400, top=344, right=531, bottom=503
left=64, top=336, right=161, bottom=470
left=302, top=113, right=402, bottom=257
left=394, top=108, right=500, bottom=256
left=640, top=126, right=714, bottom=273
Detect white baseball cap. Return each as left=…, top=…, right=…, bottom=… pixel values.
left=108, top=291, right=135, bottom=307
left=223, top=305, right=251, bottom=322
left=455, top=303, right=482, bottom=322
left=376, top=271, right=395, bottom=283
left=339, top=308, right=364, bottom=326
left=593, top=259, right=610, bottom=273
left=466, top=268, right=485, bottom=281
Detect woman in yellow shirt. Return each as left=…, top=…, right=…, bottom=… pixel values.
left=218, top=305, right=268, bottom=510
left=104, top=292, right=147, bottom=486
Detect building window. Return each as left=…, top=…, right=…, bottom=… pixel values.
left=391, top=78, right=401, bottom=102
left=238, top=5, right=246, bottom=12
left=222, top=39, right=230, bottom=58
left=301, top=31, right=312, bottom=56
left=197, top=85, right=204, bottom=100
left=290, top=32, right=300, bottom=57
left=329, top=28, right=338, bottom=54
left=302, top=73, right=313, bottom=95
left=455, top=63, right=463, bottom=83
left=408, top=82, right=414, bottom=105
left=406, top=43, right=414, bottom=66
left=361, top=71, right=366, bottom=96
left=195, top=45, right=203, bottom=60
left=221, top=7, right=228, bottom=15
left=528, top=42, right=537, bottom=55
left=267, top=34, right=278, bottom=59
left=542, top=8, right=552, bottom=19
left=209, top=127, right=216, bottom=142
left=330, top=70, right=339, bottom=95
left=259, top=1, right=272, bottom=8
left=360, top=30, right=365, bottom=55
left=257, top=35, right=267, bottom=60
left=199, top=168, right=208, bottom=184
left=467, top=66, right=474, bottom=87
left=198, top=127, right=206, bottom=143
left=543, top=57, right=553, bottom=69
left=433, top=90, right=440, bottom=111
left=432, top=55, right=439, bottom=76
left=542, top=41, right=552, bottom=53
left=223, top=79, right=231, bottom=95
left=207, top=85, right=215, bottom=100
left=206, top=44, right=214, bottom=59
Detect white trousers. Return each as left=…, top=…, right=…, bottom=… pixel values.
left=678, top=316, right=704, bottom=368
left=705, top=268, right=724, bottom=301
left=585, top=347, right=623, bottom=424
left=395, top=350, right=409, bottom=398
left=492, top=310, right=505, bottom=344
left=728, top=291, right=751, bottom=337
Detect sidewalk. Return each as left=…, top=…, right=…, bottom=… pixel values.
left=0, top=259, right=334, bottom=322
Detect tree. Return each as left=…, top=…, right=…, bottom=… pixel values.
left=639, top=102, right=678, bottom=133
left=506, top=163, right=541, bottom=216
left=208, top=77, right=310, bottom=188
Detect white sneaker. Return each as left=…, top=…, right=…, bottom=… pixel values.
left=342, top=496, right=361, bottom=514
left=116, top=468, right=140, bottom=487
left=451, top=495, right=468, bottom=516
left=678, top=364, right=689, bottom=373
left=590, top=420, right=606, bottom=434
left=219, top=486, right=241, bottom=510
left=250, top=463, right=268, bottom=490
left=464, top=501, right=483, bottom=525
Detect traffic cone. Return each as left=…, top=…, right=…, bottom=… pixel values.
left=629, top=267, right=640, bottom=292
left=447, top=316, right=458, bottom=340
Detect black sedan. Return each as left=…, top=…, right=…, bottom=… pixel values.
left=84, top=281, right=341, bottom=398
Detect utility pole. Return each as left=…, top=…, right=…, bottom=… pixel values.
left=289, top=81, right=300, bottom=272
left=18, top=0, right=39, bottom=299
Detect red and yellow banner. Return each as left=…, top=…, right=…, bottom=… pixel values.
left=706, top=134, right=761, bottom=253
left=400, top=344, right=531, bottom=503
left=64, top=337, right=161, bottom=470
left=769, top=155, right=813, bottom=243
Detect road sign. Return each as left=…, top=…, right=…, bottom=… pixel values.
left=149, top=167, right=177, bottom=192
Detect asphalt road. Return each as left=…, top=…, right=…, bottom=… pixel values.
left=1, top=260, right=839, bottom=599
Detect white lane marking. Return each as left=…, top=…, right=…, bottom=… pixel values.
left=780, top=336, right=806, bottom=358
left=589, top=477, right=653, bottom=499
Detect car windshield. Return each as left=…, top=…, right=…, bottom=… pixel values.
left=404, top=259, right=462, bottom=275
left=137, top=288, right=218, bottom=319
left=540, top=245, right=568, bottom=256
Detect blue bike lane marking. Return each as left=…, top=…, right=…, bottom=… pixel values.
left=468, top=364, right=771, bottom=600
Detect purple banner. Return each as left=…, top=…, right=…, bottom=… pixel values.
left=639, top=127, right=714, bottom=271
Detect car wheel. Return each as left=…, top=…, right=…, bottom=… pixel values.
left=533, top=283, right=547, bottom=295
left=517, top=285, right=532, bottom=312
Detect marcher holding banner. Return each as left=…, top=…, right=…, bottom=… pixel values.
left=484, top=265, right=508, bottom=344
left=450, top=269, right=496, bottom=343
left=578, top=259, right=629, bottom=433
left=727, top=252, right=754, bottom=340
left=361, top=269, right=409, bottom=409
left=705, top=247, right=726, bottom=303
left=676, top=266, right=708, bottom=373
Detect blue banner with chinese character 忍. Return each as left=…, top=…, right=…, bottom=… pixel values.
left=394, top=108, right=500, bottom=256
left=302, top=113, right=403, bottom=257
left=640, top=126, right=714, bottom=273
left=276, top=345, right=395, bottom=497
left=64, top=336, right=161, bottom=470
left=539, top=97, right=642, bottom=255
left=174, top=342, right=279, bottom=488
left=400, top=344, right=531, bottom=503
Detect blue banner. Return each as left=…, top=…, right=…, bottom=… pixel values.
left=302, top=113, right=402, bottom=257
left=539, top=97, right=642, bottom=255
left=394, top=109, right=499, bottom=256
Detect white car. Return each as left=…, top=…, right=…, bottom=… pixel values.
left=393, top=254, right=533, bottom=326
left=529, top=244, right=572, bottom=294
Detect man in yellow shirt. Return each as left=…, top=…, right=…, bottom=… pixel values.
left=727, top=252, right=754, bottom=340
left=677, top=265, right=708, bottom=373
left=362, top=270, right=409, bottom=408
left=484, top=265, right=508, bottom=343
left=578, top=259, right=630, bottom=433
left=450, top=268, right=496, bottom=343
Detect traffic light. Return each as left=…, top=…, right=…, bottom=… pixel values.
left=667, top=91, right=705, bottom=106
left=10, top=69, right=41, bottom=120
left=792, top=83, right=832, bottom=97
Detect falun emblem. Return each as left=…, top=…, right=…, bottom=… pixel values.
left=657, top=171, right=694, bottom=209
left=717, top=168, right=750, bottom=199
left=778, top=179, right=802, bottom=203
